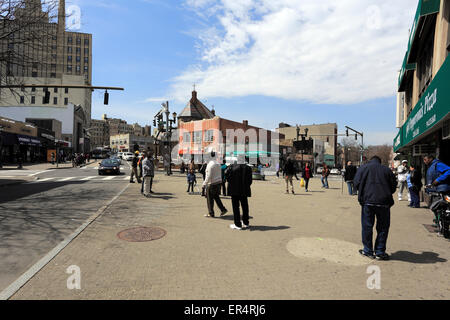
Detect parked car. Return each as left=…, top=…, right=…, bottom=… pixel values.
left=118, top=152, right=124, bottom=159
left=98, top=159, right=121, bottom=175
left=330, top=168, right=341, bottom=175
left=123, top=152, right=134, bottom=161
left=110, top=155, right=122, bottom=165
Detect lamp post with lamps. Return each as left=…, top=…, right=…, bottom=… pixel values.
left=154, top=101, right=177, bottom=175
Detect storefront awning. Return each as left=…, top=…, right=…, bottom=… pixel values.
left=394, top=54, right=450, bottom=152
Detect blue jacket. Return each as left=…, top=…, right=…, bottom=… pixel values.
left=354, top=159, right=397, bottom=207
left=426, top=159, right=450, bottom=193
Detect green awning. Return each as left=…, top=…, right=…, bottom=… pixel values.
left=398, top=0, right=440, bottom=90
left=394, top=54, right=450, bottom=152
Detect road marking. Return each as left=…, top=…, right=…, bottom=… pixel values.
left=0, top=183, right=130, bottom=300
left=102, top=176, right=116, bottom=180
left=35, top=178, right=54, bottom=182
left=57, top=177, right=75, bottom=182
left=80, top=176, right=96, bottom=181
left=124, top=176, right=130, bottom=180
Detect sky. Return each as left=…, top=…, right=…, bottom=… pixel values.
left=68, top=0, right=418, bottom=146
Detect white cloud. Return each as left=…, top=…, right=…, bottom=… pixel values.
left=172, top=0, right=416, bottom=104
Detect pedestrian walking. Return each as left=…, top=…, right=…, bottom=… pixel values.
left=187, top=160, right=197, bottom=194
left=302, top=162, right=312, bottom=192
left=397, top=160, right=411, bottom=202
left=203, top=152, right=228, bottom=218
left=344, top=161, right=358, bottom=195
left=407, top=164, right=422, bottom=208
left=130, top=151, right=142, bottom=184
left=283, top=156, right=296, bottom=194
left=354, top=156, right=397, bottom=261
left=142, top=152, right=155, bottom=197
left=321, top=164, right=330, bottom=189
left=221, top=160, right=228, bottom=196
left=226, top=155, right=253, bottom=230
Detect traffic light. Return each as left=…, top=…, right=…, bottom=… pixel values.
left=153, top=119, right=156, bottom=127
left=346, top=129, right=349, bottom=137
left=355, top=134, right=358, bottom=140
left=43, top=90, right=50, bottom=104
left=104, top=91, right=109, bottom=105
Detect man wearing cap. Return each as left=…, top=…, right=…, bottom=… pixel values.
left=397, top=160, right=410, bottom=202
left=130, top=151, right=142, bottom=184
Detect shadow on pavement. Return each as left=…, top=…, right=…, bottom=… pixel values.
left=249, top=225, right=290, bottom=232
left=389, top=251, right=448, bottom=264
left=146, top=193, right=175, bottom=200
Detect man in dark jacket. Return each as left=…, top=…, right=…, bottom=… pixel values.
left=283, top=156, right=296, bottom=194
left=130, top=151, right=142, bottom=183
left=226, top=156, right=253, bottom=230
left=354, top=156, right=397, bottom=261
left=344, top=161, right=358, bottom=195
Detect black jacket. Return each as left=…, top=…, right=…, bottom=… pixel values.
left=344, top=165, right=357, bottom=182
left=225, top=164, right=253, bottom=197
left=132, top=156, right=139, bottom=168
left=410, top=169, right=423, bottom=190
left=283, top=160, right=296, bottom=176
left=354, top=159, right=397, bottom=207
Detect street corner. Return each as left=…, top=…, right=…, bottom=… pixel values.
left=286, top=237, right=372, bottom=267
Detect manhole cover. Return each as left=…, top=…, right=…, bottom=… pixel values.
left=117, top=227, right=166, bottom=242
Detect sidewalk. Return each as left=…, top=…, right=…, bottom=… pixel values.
left=0, top=161, right=96, bottom=171
left=9, top=175, right=450, bottom=300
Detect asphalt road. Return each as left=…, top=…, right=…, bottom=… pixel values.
left=0, top=160, right=132, bottom=292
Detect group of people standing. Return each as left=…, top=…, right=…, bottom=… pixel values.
left=129, top=151, right=156, bottom=198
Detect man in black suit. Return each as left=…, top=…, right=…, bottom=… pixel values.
left=226, top=156, right=253, bottom=230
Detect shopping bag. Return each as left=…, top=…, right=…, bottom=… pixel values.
left=300, top=178, right=305, bottom=188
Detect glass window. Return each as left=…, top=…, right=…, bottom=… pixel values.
left=76, top=56, right=80, bottom=62
left=84, top=39, right=89, bottom=46
left=205, top=130, right=214, bottom=142
left=76, top=47, right=81, bottom=54
left=53, top=97, right=58, bottom=105
left=65, top=87, right=69, bottom=94
left=20, top=96, right=24, bottom=104
left=54, top=87, right=58, bottom=93
left=68, top=47, right=72, bottom=53
left=193, top=131, right=202, bottom=143
left=84, top=48, right=89, bottom=55
left=67, top=65, right=72, bottom=72
left=31, top=96, right=35, bottom=104
left=64, top=98, right=68, bottom=105
left=183, top=132, right=191, bottom=143
left=68, top=36, right=73, bottom=44
left=67, top=56, right=72, bottom=62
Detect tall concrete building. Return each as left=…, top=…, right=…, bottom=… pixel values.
left=395, top=0, right=450, bottom=165
left=0, top=0, right=93, bottom=152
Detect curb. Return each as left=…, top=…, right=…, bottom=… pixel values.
left=0, top=182, right=130, bottom=300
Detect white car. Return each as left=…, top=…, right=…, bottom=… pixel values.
left=316, top=167, right=324, bottom=174
left=123, top=152, right=134, bottom=161
left=330, top=168, right=340, bottom=175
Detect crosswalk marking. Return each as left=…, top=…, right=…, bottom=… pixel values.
left=81, top=176, right=96, bottom=181
left=102, top=176, right=116, bottom=180
left=57, top=177, right=75, bottom=182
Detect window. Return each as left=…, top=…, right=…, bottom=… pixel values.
left=84, top=39, right=89, bottom=46
left=67, top=65, right=72, bottom=72
left=52, top=54, right=57, bottom=60
left=183, top=132, right=191, bottom=143
left=84, top=48, right=89, bottom=55
left=31, top=96, right=35, bottom=104
left=84, top=66, right=88, bottom=73
left=43, top=87, right=48, bottom=92
left=50, top=73, right=56, bottom=78
left=193, top=131, right=202, bottom=143
left=65, top=87, right=69, bottom=94
left=53, top=97, right=58, bottom=105
left=76, top=65, right=81, bottom=74
left=32, top=71, right=38, bottom=77
left=76, top=56, right=80, bottom=62
left=76, top=47, right=81, bottom=54
left=64, top=98, right=68, bottom=105
left=67, top=55, right=72, bottom=62
left=68, top=47, right=72, bottom=53
left=54, top=87, right=58, bottom=93
left=204, top=130, right=214, bottom=142
left=20, top=96, right=24, bottom=104
left=84, top=57, right=89, bottom=63
left=68, top=36, right=72, bottom=44
left=31, top=87, right=36, bottom=92
left=76, top=37, right=81, bottom=45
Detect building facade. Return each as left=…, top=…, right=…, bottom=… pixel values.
left=395, top=0, right=450, bottom=165
left=276, top=123, right=338, bottom=167
left=110, top=134, right=155, bottom=154
left=0, top=0, right=93, bottom=153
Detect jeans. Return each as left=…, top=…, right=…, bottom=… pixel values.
left=361, top=205, right=391, bottom=256
left=409, top=187, right=420, bottom=208
left=304, top=178, right=310, bottom=191
left=321, top=176, right=329, bottom=188
left=347, top=181, right=355, bottom=195
left=143, top=176, right=153, bottom=195
left=232, top=196, right=249, bottom=228
left=398, top=181, right=410, bottom=201
left=206, top=183, right=227, bottom=216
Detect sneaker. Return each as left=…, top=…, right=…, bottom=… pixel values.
left=230, top=224, right=242, bottom=230
left=130, top=181, right=135, bottom=183
left=204, top=214, right=214, bottom=218
left=242, top=223, right=250, bottom=229
left=375, top=253, right=390, bottom=261
left=359, top=249, right=375, bottom=259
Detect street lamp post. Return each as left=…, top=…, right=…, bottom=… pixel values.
left=156, top=101, right=177, bottom=176
left=296, top=125, right=309, bottom=168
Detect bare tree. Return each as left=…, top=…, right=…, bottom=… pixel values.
left=365, top=145, right=393, bottom=166
left=0, top=0, right=59, bottom=100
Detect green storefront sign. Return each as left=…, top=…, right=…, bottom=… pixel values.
left=394, top=55, right=450, bottom=152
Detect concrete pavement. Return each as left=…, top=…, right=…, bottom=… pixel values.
left=6, top=174, right=450, bottom=300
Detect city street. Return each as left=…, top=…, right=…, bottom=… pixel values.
left=2, top=172, right=448, bottom=300
left=0, top=160, right=132, bottom=293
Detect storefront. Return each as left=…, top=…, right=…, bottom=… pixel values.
left=394, top=55, right=450, bottom=165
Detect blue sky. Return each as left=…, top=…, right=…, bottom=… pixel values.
left=69, top=0, right=418, bottom=146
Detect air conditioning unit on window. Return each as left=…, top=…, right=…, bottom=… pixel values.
left=413, top=144, right=436, bottom=156
left=443, top=119, right=450, bottom=140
